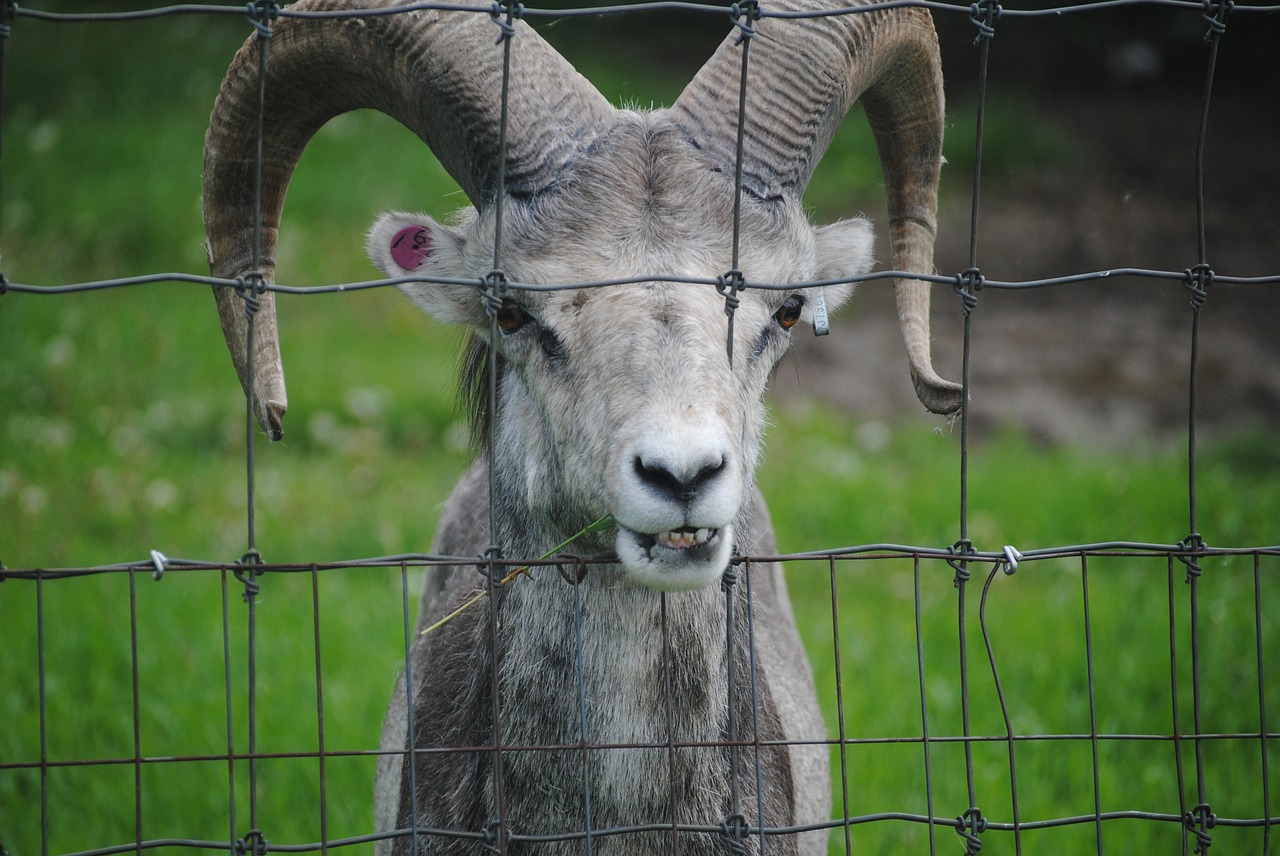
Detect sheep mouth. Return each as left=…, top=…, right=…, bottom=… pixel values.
left=613, top=523, right=732, bottom=590
left=635, top=526, right=721, bottom=554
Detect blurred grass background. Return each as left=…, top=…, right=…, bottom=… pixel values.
left=1, top=2, right=1277, bottom=854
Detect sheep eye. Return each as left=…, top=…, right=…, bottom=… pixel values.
left=774, top=295, right=804, bottom=330
left=494, top=299, right=529, bottom=334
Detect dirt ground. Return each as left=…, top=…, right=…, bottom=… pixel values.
left=779, top=88, right=1280, bottom=446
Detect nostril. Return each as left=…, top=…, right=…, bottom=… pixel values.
left=634, top=457, right=682, bottom=498
left=691, top=457, right=726, bottom=492
left=633, top=455, right=727, bottom=503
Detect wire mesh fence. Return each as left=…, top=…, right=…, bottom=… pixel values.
left=1, top=0, right=1278, bottom=854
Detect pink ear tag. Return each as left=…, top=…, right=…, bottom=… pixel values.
left=390, top=225, right=433, bottom=271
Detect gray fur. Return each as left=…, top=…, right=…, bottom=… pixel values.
left=370, top=113, right=847, bottom=854
left=376, top=463, right=828, bottom=856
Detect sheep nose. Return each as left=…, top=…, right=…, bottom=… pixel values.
left=633, top=452, right=727, bottom=504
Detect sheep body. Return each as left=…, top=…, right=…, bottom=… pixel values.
left=201, top=4, right=958, bottom=853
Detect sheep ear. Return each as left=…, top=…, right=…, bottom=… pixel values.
left=367, top=210, right=486, bottom=326
left=803, top=217, right=873, bottom=324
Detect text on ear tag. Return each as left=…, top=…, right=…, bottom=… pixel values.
left=811, top=286, right=830, bottom=336
left=390, top=224, right=433, bottom=271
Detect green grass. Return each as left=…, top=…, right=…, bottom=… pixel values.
left=2, top=5, right=1278, bottom=855
left=764, top=419, right=1280, bottom=854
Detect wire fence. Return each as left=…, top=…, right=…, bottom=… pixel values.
left=1, top=0, right=1278, bottom=854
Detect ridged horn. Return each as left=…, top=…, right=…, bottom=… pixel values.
left=671, top=1, right=962, bottom=415
left=203, top=0, right=616, bottom=439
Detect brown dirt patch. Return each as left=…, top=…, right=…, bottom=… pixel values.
left=779, top=89, right=1280, bottom=445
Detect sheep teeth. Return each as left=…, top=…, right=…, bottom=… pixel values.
left=655, top=527, right=715, bottom=550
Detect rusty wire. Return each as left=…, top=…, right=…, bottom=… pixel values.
left=1, top=0, right=1279, bottom=854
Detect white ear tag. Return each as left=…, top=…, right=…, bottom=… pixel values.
left=811, top=286, right=830, bottom=336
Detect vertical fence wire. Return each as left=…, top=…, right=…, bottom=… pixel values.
left=1167, top=557, right=1191, bottom=854
left=912, top=555, right=939, bottom=855
left=978, top=562, right=1021, bottom=854
left=399, top=562, right=422, bottom=856
left=219, top=569, right=239, bottom=853
left=722, top=572, right=745, bottom=855
left=483, top=6, right=521, bottom=852
left=36, top=572, right=49, bottom=856
left=742, top=561, right=770, bottom=855
left=951, top=6, right=994, bottom=849
left=127, top=572, right=143, bottom=856
left=716, top=0, right=758, bottom=367
left=828, top=556, right=854, bottom=856
left=1181, top=6, right=1229, bottom=851
left=659, top=594, right=681, bottom=853
left=1079, top=555, right=1105, bottom=855
left=0, top=0, right=11, bottom=281
left=235, top=8, right=276, bottom=850
left=240, top=570, right=261, bottom=851
left=954, top=556, right=981, bottom=853
left=309, top=566, right=329, bottom=856
left=1254, top=554, right=1273, bottom=852
left=720, top=6, right=763, bottom=851
left=569, top=566, right=597, bottom=856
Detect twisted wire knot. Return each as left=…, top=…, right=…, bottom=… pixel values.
left=956, top=807, right=987, bottom=854
left=1184, top=263, right=1212, bottom=310
left=245, top=0, right=280, bottom=39
left=717, top=270, right=745, bottom=317
left=234, top=829, right=268, bottom=856
left=948, top=539, right=976, bottom=586
left=954, top=268, right=984, bottom=315
left=717, top=271, right=747, bottom=365
left=235, top=272, right=268, bottom=317
left=482, top=269, right=509, bottom=317
left=1185, top=802, right=1217, bottom=853
left=556, top=555, right=588, bottom=585
left=729, top=0, right=761, bottom=43
left=489, top=0, right=524, bottom=42
left=234, top=550, right=264, bottom=601
left=149, top=549, right=169, bottom=581
left=480, top=820, right=507, bottom=854
left=969, top=0, right=1000, bottom=42
left=475, top=545, right=504, bottom=581
left=719, top=813, right=749, bottom=856
left=720, top=563, right=740, bottom=592
left=1201, top=0, right=1231, bottom=39
left=1179, top=532, right=1206, bottom=582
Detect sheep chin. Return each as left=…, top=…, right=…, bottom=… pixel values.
left=614, top=524, right=733, bottom=592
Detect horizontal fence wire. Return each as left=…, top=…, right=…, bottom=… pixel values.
left=1, top=0, right=1278, bottom=855
left=2, top=551, right=1277, bottom=853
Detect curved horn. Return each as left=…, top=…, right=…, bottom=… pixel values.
left=671, top=1, right=962, bottom=415
left=204, top=0, right=615, bottom=439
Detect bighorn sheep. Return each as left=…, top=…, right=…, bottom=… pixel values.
left=203, top=0, right=959, bottom=852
